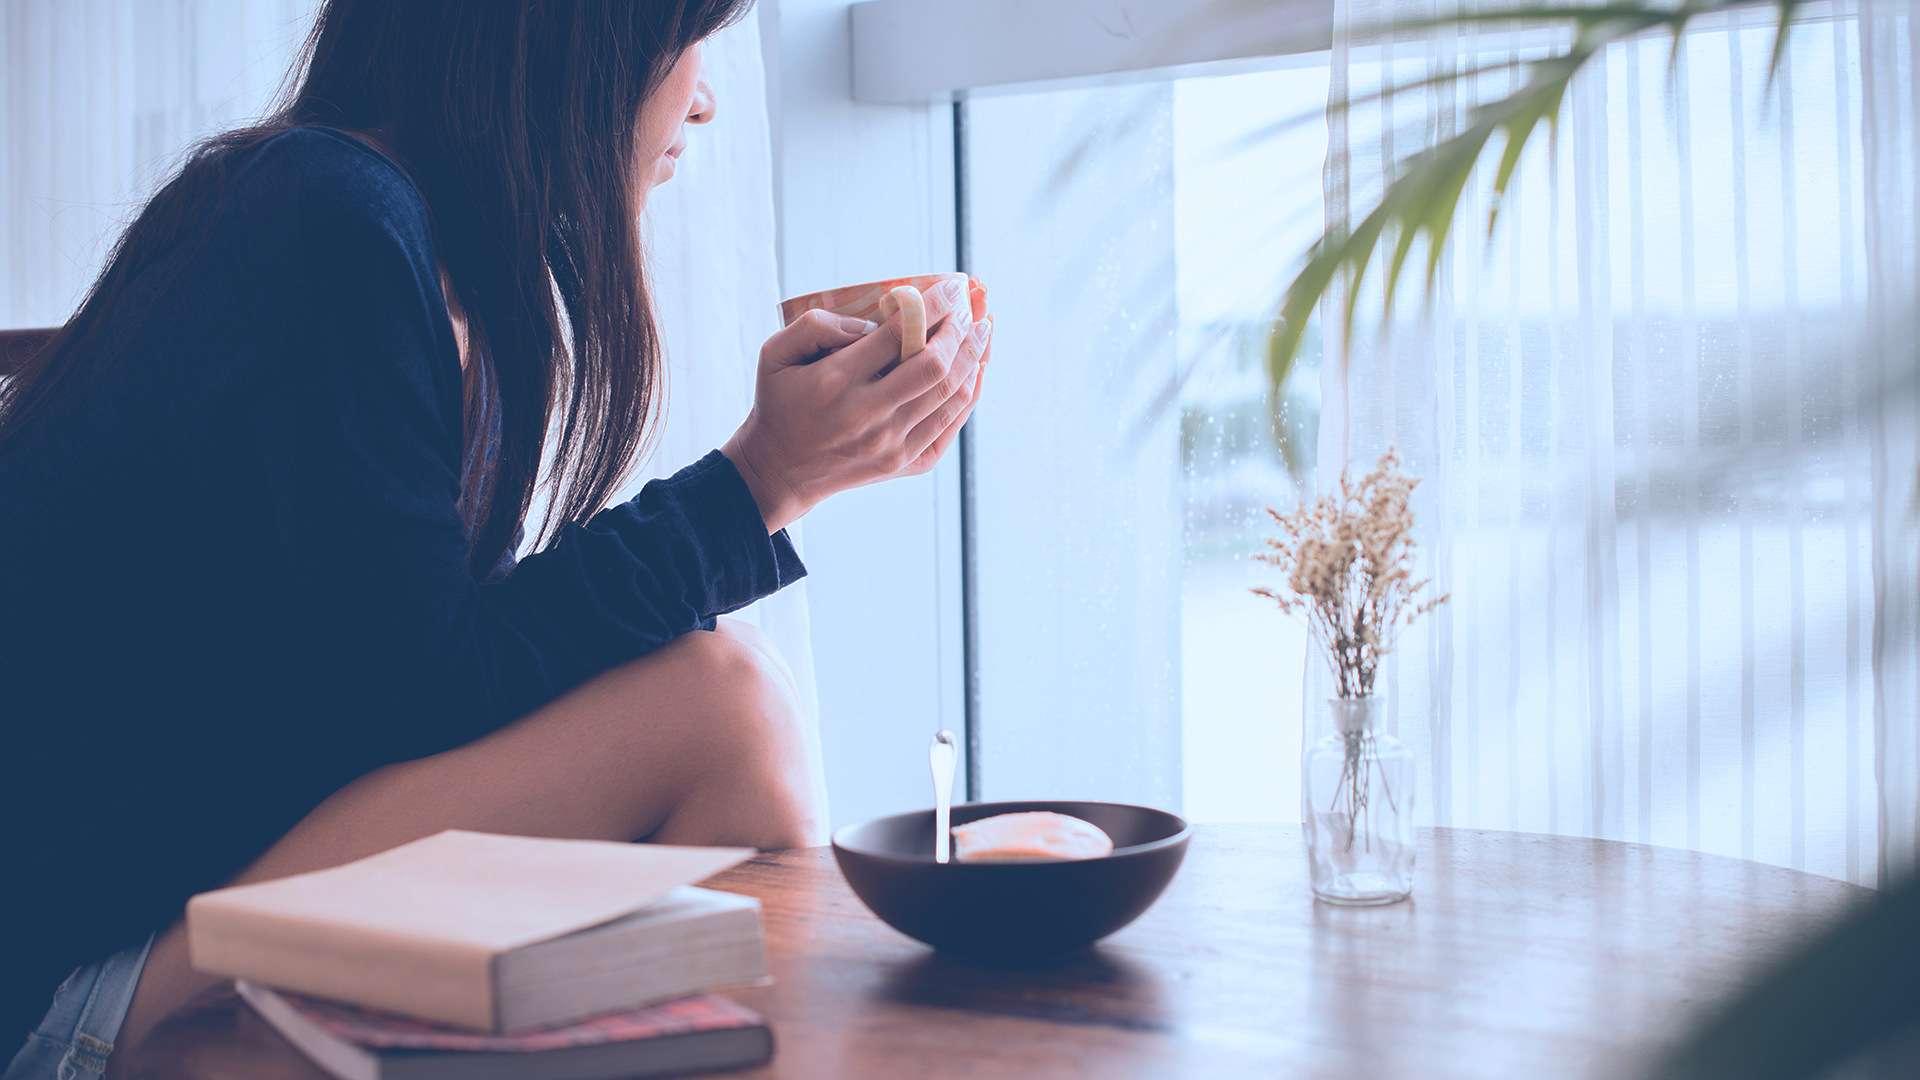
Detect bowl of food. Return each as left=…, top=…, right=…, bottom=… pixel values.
left=831, top=800, right=1191, bottom=959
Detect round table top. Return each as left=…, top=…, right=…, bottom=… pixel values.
left=131, top=824, right=1871, bottom=1079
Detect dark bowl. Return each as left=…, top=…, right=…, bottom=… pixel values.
left=831, top=800, right=1191, bottom=959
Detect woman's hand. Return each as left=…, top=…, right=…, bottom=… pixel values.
left=722, top=276, right=993, bottom=533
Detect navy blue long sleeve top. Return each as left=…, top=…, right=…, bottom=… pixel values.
left=0, top=127, right=804, bottom=1039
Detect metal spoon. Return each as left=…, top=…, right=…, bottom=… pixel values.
left=930, top=730, right=958, bottom=864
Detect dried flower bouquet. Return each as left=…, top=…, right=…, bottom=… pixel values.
left=1253, top=447, right=1446, bottom=699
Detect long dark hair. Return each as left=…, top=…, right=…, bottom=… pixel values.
left=0, top=0, right=753, bottom=575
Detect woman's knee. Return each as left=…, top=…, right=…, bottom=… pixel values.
left=708, top=616, right=796, bottom=692
left=663, top=624, right=799, bottom=740
left=646, top=628, right=816, bottom=841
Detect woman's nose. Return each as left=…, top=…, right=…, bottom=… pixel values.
left=688, top=76, right=716, bottom=126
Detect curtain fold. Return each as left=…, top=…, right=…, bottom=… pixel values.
left=1859, top=0, right=1920, bottom=885
left=1321, top=0, right=1907, bottom=885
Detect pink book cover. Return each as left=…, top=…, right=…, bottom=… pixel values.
left=273, top=990, right=766, bottom=1053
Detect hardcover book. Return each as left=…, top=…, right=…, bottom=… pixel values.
left=188, top=830, right=764, bottom=1031
left=237, top=980, right=773, bottom=1080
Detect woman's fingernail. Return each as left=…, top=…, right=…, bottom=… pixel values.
left=939, top=279, right=966, bottom=302
left=840, top=315, right=878, bottom=335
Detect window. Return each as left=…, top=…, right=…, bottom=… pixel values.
left=845, top=0, right=1900, bottom=883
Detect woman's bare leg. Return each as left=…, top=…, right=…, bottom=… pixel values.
left=107, top=619, right=814, bottom=1077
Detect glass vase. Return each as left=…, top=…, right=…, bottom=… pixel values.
left=1303, top=696, right=1415, bottom=905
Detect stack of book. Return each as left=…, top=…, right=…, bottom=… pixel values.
left=187, top=830, right=776, bottom=1080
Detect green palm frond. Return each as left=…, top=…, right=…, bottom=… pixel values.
left=1267, top=0, right=1808, bottom=393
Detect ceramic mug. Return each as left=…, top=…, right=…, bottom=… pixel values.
left=778, top=272, right=969, bottom=363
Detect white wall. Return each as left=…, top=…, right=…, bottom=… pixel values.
left=761, top=0, right=965, bottom=832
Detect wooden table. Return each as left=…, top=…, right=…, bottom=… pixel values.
left=131, top=825, right=1872, bottom=1079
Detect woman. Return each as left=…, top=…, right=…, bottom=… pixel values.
left=0, top=1, right=991, bottom=1076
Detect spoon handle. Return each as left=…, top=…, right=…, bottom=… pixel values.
left=930, top=730, right=958, bottom=864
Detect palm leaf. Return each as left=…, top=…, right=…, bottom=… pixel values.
left=1267, top=0, right=1808, bottom=395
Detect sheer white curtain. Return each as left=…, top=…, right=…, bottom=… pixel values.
left=1321, top=0, right=1915, bottom=886
left=1, top=0, right=319, bottom=328
left=0, top=3, right=826, bottom=837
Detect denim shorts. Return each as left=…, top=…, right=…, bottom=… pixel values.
left=3, top=936, right=153, bottom=1080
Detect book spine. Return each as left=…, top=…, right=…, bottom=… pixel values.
left=188, top=894, right=498, bottom=1030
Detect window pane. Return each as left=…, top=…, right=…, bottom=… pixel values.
left=966, top=61, right=1330, bottom=817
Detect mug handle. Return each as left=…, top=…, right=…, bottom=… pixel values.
left=877, top=285, right=927, bottom=363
